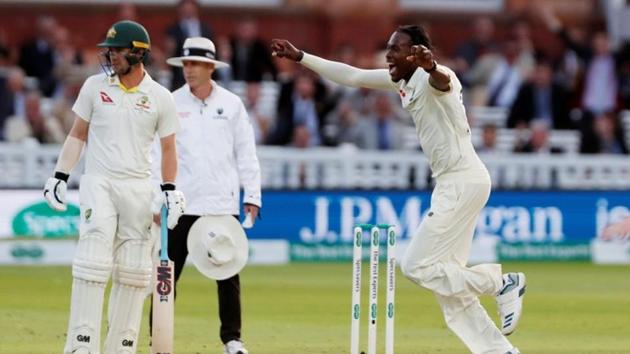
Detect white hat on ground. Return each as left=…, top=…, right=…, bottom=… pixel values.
left=166, top=37, right=229, bottom=68
left=187, top=215, right=248, bottom=280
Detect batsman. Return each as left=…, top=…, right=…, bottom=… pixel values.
left=43, top=20, right=185, bottom=353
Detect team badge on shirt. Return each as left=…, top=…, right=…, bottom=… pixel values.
left=135, top=96, right=151, bottom=111
left=100, top=91, right=114, bottom=104
left=212, top=107, right=227, bottom=120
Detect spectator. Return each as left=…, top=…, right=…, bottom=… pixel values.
left=507, top=59, right=573, bottom=130
left=361, top=92, right=407, bottom=150
left=589, top=111, right=628, bottom=154
left=476, top=123, right=499, bottom=153
left=618, top=42, right=630, bottom=109
left=512, top=19, right=535, bottom=58
left=514, top=120, right=563, bottom=154
left=0, top=29, right=12, bottom=69
left=540, top=5, right=619, bottom=116
left=466, top=35, right=534, bottom=107
left=324, top=98, right=364, bottom=147
left=346, top=87, right=378, bottom=116
left=0, top=67, right=28, bottom=139
left=484, top=36, right=533, bottom=108
left=165, top=0, right=214, bottom=90
left=268, top=71, right=327, bottom=146
left=18, top=16, right=58, bottom=97
left=51, top=69, right=88, bottom=135
left=117, top=1, right=138, bottom=21
left=230, top=18, right=276, bottom=82
left=214, top=35, right=234, bottom=83
left=244, top=81, right=274, bottom=144
left=454, top=16, right=498, bottom=76
left=51, top=26, right=84, bottom=99
left=4, top=91, right=64, bottom=144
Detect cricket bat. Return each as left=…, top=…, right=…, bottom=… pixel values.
left=151, top=205, right=174, bottom=354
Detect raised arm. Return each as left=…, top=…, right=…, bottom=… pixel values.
left=271, top=39, right=395, bottom=91
left=538, top=4, right=591, bottom=60
left=407, top=44, right=451, bottom=92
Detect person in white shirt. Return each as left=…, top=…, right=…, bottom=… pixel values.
left=43, top=20, right=185, bottom=354
left=272, top=25, right=525, bottom=354
left=150, top=37, right=261, bottom=354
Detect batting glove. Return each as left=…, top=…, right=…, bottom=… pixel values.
left=44, top=172, right=69, bottom=212
left=152, top=183, right=186, bottom=229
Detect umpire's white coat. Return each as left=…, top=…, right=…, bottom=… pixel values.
left=152, top=81, right=262, bottom=216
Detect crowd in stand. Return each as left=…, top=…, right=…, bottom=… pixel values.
left=1, top=0, right=629, bottom=155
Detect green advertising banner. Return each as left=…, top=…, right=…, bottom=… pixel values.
left=12, top=201, right=80, bottom=238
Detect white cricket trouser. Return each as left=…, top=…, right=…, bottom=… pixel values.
left=401, top=170, right=514, bottom=354
left=64, top=174, right=153, bottom=354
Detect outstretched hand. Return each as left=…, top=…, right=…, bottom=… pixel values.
left=602, top=217, right=630, bottom=241
left=270, top=39, right=303, bottom=62
left=406, top=45, right=435, bottom=71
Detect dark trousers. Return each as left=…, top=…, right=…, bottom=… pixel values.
left=150, top=214, right=242, bottom=344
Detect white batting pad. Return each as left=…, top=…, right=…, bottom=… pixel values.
left=104, top=284, right=146, bottom=354
left=104, top=239, right=153, bottom=353
left=63, top=278, right=106, bottom=354
left=65, top=233, right=112, bottom=354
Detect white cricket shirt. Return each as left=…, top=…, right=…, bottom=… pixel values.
left=73, top=72, right=179, bottom=179
left=152, top=82, right=262, bottom=216
left=396, top=66, right=487, bottom=178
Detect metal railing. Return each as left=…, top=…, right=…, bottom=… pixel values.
left=2, top=142, right=630, bottom=190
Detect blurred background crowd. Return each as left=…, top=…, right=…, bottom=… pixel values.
left=1, top=0, right=630, bottom=156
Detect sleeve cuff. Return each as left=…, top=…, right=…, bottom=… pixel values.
left=243, top=194, right=262, bottom=208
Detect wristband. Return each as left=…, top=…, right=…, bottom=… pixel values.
left=54, top=171, right=69, bottom=182
left=161, top=183, right=176, bottom=191
left=297, top=50, right=304, bottom=62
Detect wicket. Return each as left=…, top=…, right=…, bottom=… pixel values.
left=350, top=224, right=396, bottom=354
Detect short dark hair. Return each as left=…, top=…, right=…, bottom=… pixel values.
left=396, top=25, right=432, bottom=50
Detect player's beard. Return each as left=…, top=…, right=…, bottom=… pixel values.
left=113, top=60, right=133, bottom=76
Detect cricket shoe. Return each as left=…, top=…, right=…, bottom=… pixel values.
left=224, top=340, right=249, bottom=354
left=496, top=272, right=526, bottom=335
left=506, top=348, right=520, bottom=354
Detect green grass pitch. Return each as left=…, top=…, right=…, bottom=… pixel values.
left=1, top=262, right=629, bottom=353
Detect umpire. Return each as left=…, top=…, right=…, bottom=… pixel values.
left=151, top=37, right=261, bottom=354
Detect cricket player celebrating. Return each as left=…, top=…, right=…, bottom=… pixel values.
left=150, top=37, right=261, bottom=354
left=43, top=20, right=185, bottom=354
left=272, top=26, right=525, bottom=354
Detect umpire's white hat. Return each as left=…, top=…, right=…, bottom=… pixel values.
left=187, top=215, right=248, bottom=280
left=166, top=37, right=229, bottom=68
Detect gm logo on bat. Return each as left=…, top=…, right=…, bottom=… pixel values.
left=156, top=263, right=173, bottom=301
